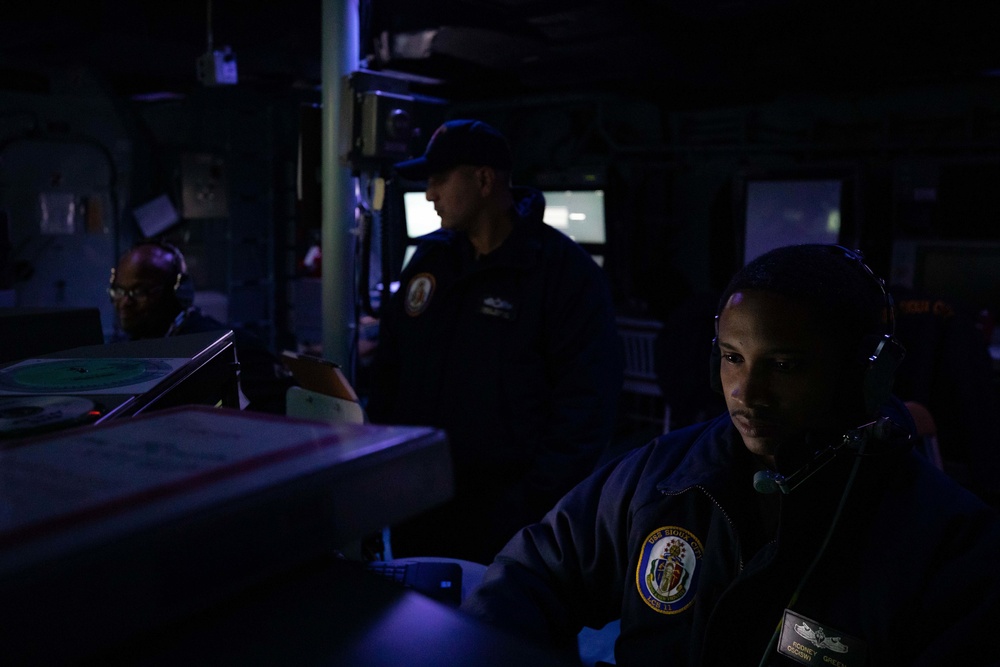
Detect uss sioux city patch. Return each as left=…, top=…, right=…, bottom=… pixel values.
left=636, top=526, right=703, bottom=614
left=404, top=273, right=435, bottom=316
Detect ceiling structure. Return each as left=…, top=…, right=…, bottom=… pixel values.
left=370, top=0, right=1000, bottom=109
left=1, top=1, right=998, bottom=109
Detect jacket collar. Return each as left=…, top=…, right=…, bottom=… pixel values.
left=656, top=414, right=749, bottom=496
left=457, top=186, right=547, bottom=270
left=656, top=398, right=917, bottom=499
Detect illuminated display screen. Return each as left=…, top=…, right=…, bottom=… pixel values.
left=403, top=189, right=606, bottom=244
left=743, top=179, right=842, bottom=264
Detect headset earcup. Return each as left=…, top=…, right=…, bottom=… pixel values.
left=709, top=339, right=723, bottom=394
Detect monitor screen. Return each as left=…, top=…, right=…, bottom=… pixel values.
left=742, top=179, right=842, bottom=264
left=399, top=188, right=606, bottom=272
left=401, top=189, right=607, bottom=245
left=541, top=189, right=606, bottom=244
left=908, top=241, right=1000, bottom=314
left=403, top=192, right=439, bottom=239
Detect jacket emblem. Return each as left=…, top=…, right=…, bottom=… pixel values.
left=405, top=273, right=435, bottom=317
left=636, top=526, right=703, bottom=614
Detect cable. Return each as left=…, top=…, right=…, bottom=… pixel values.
left=756, top=436, right=869, bottom=667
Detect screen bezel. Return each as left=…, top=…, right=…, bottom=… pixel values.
left=733, top=168, right=859, bottom=267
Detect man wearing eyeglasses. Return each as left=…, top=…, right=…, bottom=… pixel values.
left=109, top=241, right=195, bottom=340
left=109, top=240, right=294, bottom=413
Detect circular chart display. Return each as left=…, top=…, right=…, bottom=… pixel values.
left=0, top=395, right=101, bottom=438
left=0, top=358, right=175, bottom=394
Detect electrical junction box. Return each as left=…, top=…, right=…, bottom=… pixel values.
left=180, top=153, right=228, bottom=219
left=339, top=70, right=447, bottom=170
left=197, top=47, right=238, bottom=86
left=359, top=90, right=417, bottom=160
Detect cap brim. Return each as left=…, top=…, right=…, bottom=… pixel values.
left=393, top=156, right=430, bottom=180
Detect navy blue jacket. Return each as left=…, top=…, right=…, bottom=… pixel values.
left=462, top=405, right=1000, bottom=666
left=368, top=187, right=623, bottom=562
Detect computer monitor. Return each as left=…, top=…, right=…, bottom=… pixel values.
left=540, top=189, right=606, bottom=245
left=399, top=189, right=607, bottom=269
left=402, top=191, right=438, bottom=240
left=741, top=178, right=843, bottom=264
left=892, top=240, right=1000, bottom=315
left=0, top=308, right=104, bottom=364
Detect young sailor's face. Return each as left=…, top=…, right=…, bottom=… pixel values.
left=716, top=289, right=845, bottom=468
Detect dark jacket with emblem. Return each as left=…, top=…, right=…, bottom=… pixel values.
left=461, top=402, right=1000, bottom=666
left=367, top=187, right=623, bottom=563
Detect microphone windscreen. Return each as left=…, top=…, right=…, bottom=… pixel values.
left=753, top=469, right=779, bottom=494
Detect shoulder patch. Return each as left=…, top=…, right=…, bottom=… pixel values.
left=404, top=273, right=435, bottom=317
left=636, top=526, right=703, bottom=614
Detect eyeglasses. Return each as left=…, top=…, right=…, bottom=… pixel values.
left=108, top=284, right=164, bottom=302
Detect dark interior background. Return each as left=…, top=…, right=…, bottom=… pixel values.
left=1, top=0, right=998, bottom=373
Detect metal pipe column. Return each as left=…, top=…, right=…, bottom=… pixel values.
left=321, top=0, right=358, bottom=368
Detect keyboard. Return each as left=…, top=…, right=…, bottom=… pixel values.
left=366, top=560, right=464, bottom=606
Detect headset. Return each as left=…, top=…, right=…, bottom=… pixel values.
left=710, top=245, right=909, bottom=496
left=109, top=238, right=195, bottom=309
left=710, top=244, right=904, bottom=418
left=711, top=247, right=912, bottom=666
